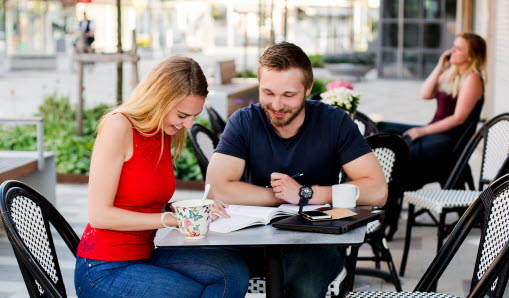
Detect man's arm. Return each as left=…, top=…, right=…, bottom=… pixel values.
left=268, top=152, right=387, bottom=207
left=342, top=152, right=387, bottom=206
left=206, top=153, right=283, bottom=206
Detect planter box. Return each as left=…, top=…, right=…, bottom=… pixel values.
left=57, top=173, right=205, bottom=190
left=324, top=63, right=373, bottom=80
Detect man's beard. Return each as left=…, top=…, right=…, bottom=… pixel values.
left=262, top=100, right=306, bottom=128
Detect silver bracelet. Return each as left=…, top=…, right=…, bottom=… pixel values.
left=161, top=212, right=173, bottom=228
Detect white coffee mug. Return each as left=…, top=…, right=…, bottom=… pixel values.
left=332, top=184, right=360, bottom=209
left=167, top=199, right=214, bottom=239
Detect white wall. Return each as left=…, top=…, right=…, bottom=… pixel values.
left=492, top=0, right=509, bottom=115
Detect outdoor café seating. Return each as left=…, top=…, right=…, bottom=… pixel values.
left=400, top=113, right=509, bottom=276
left=205, top=105, right=227, bottom=138
left=354, top=132, right=408, bottom=291
left=348, top=173, right=509, bottom=298
left=0, top=180, right=80, bottom=298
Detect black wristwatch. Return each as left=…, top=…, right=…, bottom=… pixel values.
left=299, top=185, right=313, bottom=206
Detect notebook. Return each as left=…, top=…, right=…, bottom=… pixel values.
left=272, top=207, right=383, bottom=234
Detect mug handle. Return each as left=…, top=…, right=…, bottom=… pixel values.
left=162, top=212, right=185, bottom=234
left=354, top=185, right=360, bottom=201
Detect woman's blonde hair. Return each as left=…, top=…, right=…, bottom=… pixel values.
left=98, top=56, right=208, bottom=161
left=440, top=32, right=487, bottom=98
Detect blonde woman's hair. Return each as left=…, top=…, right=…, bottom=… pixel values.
left=439, top=32, right=487, bottom=98
left=98, top=56, right=208, bottom=161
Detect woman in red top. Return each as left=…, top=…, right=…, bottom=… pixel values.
left=378, top=33, right=486, bottom=190
left=74, top=56, right=249, bottom=297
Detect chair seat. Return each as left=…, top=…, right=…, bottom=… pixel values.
left=366, top=220, right=381, bottom=234
left=404, top=189, right=482, bottom=213
left=347, top=291, right=459, bottom=298
left=247, top=266, right=347, bottom=295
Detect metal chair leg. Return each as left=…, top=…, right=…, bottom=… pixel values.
left=400, top=203, right=415, bottom=276
left=379, top=236, right=402, bottom=291
left=437, top=212, right=447, bottom=253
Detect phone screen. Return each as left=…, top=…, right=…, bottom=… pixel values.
left=301, top=210, right=332, bottom=221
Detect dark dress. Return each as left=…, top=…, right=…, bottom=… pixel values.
left=378, top=91, right=483, bottom=191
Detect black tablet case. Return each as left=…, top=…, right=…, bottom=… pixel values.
left=272, top=207, right=383, bottom=234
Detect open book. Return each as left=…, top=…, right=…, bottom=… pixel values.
left=210, top=203, right=330, bottom=233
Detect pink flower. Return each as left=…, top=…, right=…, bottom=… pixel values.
left=326, top=81, right=354, bottom=91
left=184, top=218, right=192, bottom=228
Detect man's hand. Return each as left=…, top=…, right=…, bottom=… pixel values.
left=269, top=172, right=302, bottom=204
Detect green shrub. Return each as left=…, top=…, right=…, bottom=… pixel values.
left=236, top=69, right=257, bottom=78
left=308, top=54, right=324, bottom=68
left=311, top=78, right=328, bottom=95
left=323, top=52, right=375, bottom=66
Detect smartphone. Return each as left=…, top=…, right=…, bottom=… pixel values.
left=446, top=53, right=451, bottom=61
left=301, top=210, right=333, bottom=221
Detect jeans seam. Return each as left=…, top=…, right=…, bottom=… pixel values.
left=154, top=260, right=228, bottom=298
left=83, top=259, right=148, bottom=297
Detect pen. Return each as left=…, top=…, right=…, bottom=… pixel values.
left=265, top=173, right=304, bottom=188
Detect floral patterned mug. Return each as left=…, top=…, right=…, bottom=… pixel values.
left=168, top=199, right=214, bottom=239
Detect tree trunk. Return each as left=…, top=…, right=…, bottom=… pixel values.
left=116, top=0, right=123, bottom=105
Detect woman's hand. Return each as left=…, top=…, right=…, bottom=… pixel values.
left=403, top=127, right=427, bottom=141
left=437, top=49, right=452, bottom=72
left=211, top=200, right=230, bottom=221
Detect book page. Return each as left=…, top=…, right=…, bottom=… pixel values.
left=210, top=213, right=266, bottom=233
left=225, top=205, right=279, bottom=222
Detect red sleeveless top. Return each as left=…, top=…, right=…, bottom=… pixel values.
left=77, top=119, right=175, bottom=261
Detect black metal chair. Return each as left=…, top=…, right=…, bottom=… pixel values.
left=0, top=180, right=80, bottom=298
left=348, top=173, right=509, bottom=298
left=354, top=111, right=379, bottom=137
left=400, top=113, right=509, bottom=276
left=189, top=123, right=219, bottom=178
left=205, top=105, right=227, bottom=138
left=354, top=133, right=408, bottom=291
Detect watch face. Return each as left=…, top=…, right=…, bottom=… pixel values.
left=300, top=186, right=313, bottom=199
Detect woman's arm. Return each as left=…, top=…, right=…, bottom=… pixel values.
left=87, top=114, right=178, bottom=231
left=420, top=50, right=451, bottom=99
left=405, top=72, right=483, bottom=140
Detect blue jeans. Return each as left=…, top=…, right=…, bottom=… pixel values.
left=75, top=248, right=249, bottom=298
left=378, top=121, right=457, bottom=190
left=241, top=246, right=346, bottom=298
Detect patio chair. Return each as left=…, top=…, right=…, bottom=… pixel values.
left=0, top=180, right=80, bottom=298
left=189, top=123, right=219, bottom=178
left=353, top=133, right=408, bottom=291
left=400, top=113, right=509, bottom=276
left=347, top=173, right=509, bottom=298
left=205, top=105, right=227, bottom=138
left=354, top=111, right=379, bottom=137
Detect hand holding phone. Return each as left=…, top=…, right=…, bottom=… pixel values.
left=301, top=210, right=332, bottom=221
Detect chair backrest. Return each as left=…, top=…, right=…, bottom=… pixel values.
left=415, top=174, right=509, bottom=297
left=205, top=105, right=227, bottom=138
left=445, top=113, right=509, bottom=190
left=0, top=180, right=79, bottom=298
left=365, top=133, right=409, bottom=234
left=189, top=123, right=220, bottom=178
left=354, top=111, right=379, bottom=137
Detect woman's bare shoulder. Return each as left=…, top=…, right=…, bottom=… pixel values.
left=99, top=113, right=133, bottom=142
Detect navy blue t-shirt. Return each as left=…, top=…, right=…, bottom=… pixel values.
left=215, top=100, right=372, bottom=187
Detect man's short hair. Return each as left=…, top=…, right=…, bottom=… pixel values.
left=258, top=41, right=314, bottom=90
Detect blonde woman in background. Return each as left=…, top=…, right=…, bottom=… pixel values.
left=378, top=33, right=486, bottom=190
left=74, top=56, right=249, bottom=298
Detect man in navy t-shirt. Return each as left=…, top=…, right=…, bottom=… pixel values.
left=207, top=42, right=387, bottom=297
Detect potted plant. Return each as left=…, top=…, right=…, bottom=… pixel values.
left=320, top=81, right=360, bottom=118
left=323, top=52, right=375, bottom=80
